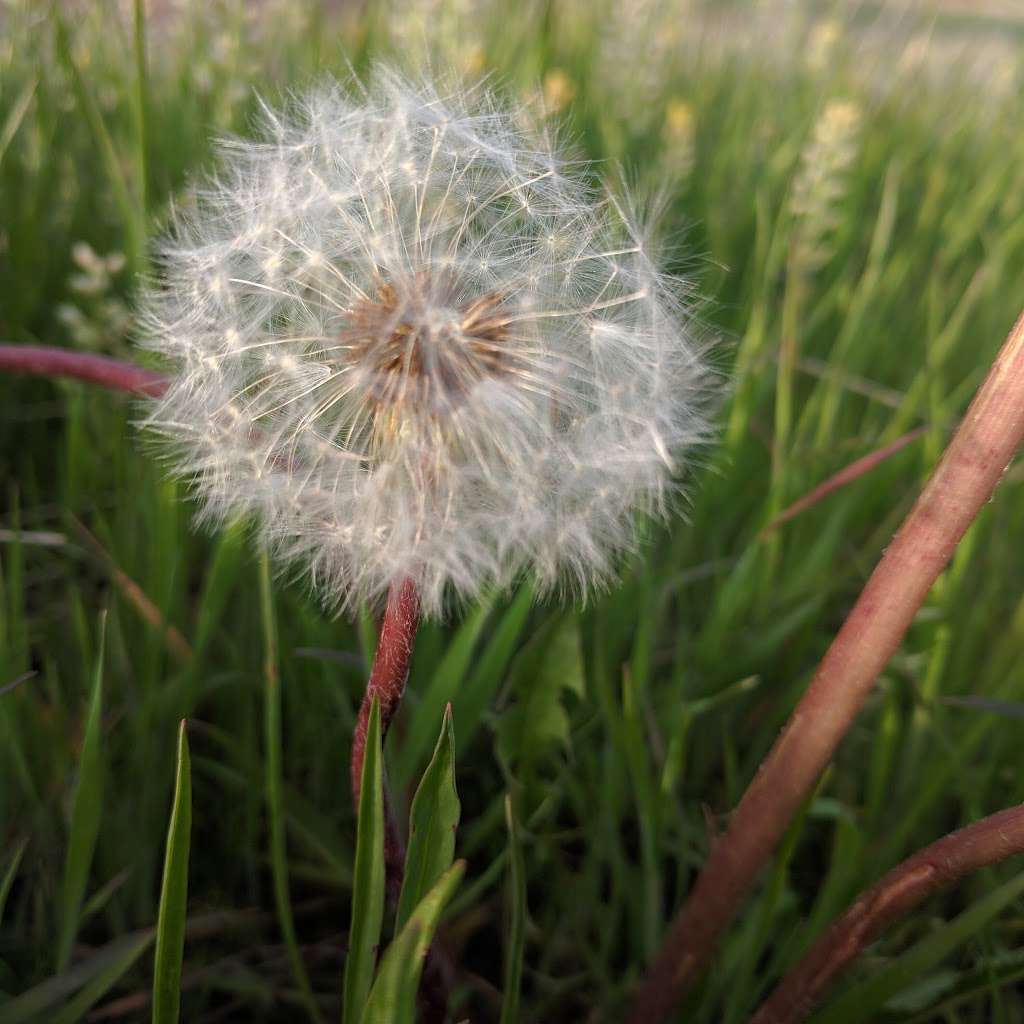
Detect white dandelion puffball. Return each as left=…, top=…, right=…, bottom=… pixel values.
left=138, top=67, right=712, bottom=617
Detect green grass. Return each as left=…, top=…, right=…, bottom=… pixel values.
left=2, top=0, right=1024, bottom=1020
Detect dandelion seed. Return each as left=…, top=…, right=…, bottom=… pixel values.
left=137, top=67, right=713, bottom=617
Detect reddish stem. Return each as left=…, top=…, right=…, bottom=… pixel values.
left=760, top=426, right=927, bottom=536
left=751, top=804, right=1024, bottom=1024
left=351, top=577, right=421, bottom=901
left=0, top=344, right=167, bottom=396
left=629, top=309, right=1024, bottom=1024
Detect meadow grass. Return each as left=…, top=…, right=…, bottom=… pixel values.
left=2, top=1, right=1024, bottom=1021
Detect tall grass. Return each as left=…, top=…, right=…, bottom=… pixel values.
left=2, top=1, right=1024, bottom=1020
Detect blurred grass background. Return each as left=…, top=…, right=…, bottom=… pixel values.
left=2, top=0, right=1024, bottom=1020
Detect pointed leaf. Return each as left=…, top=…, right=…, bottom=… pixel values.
left=57, top=613, right=106, bottom=971
left=152, top=719, right=192, bottom=1024
left=396, top=704, right=460, bottom=932
left=361, top=861, right=465, bottom=1024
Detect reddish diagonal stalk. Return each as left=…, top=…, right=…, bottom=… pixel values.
left=0, top=343, right=167, bottom=396
left=629, top=309, right=1024, bottom=1024
left=751, top=804, right=1024, bottom=1024
left=760, top=426, right=928, bottom=536
left=351, top=576, right=421, bottom=902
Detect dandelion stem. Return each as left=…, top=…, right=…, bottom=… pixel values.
left=628, top=309, right=1024, bottom=1024
left=352, top=582, right=457, bottom=1024
left=0, top=344, right=166, bottom=396
left=351, top=576, right=420, bottom=902
left=750, top=803, right=1024, bottom=1024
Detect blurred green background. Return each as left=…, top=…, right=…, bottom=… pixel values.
left=2, top=1, right=1024, bottom=1020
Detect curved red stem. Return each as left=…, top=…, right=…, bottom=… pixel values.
left=751, top=803, right=1024, bottom=1024
left=629, top=310, right=1024, bottom=1023
left=0, top=344, right=167, bottom=396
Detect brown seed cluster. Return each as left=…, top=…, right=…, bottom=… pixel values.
left=338, top=275, right=513, bottom=417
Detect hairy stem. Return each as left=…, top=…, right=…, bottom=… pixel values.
left=351, top=577, right=420, bottom=902
left=0, top=343, right=166, bottom=396
left=751, top=804, right=1024, bottom=1024
left=629, top=309, right=1024, bottom=1024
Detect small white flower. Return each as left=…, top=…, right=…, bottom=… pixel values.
left=137, top=67, right=713, bottom=617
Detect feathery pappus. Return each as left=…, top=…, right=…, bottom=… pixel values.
left=137, top=66, right=713, bottom=616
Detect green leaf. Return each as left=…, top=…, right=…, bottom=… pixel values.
left=395, top=597, right=492, bottom=785
left=343, top=694, right=386, bottom=1024
left=152, top=719, right=192, bottom=1024
left=811, top=868, right=1024, bottom=1024
left=0, top=929, right=153, bottom=1024
left=53, top=14, right=145, bottom=267
left=455, top=582, right=535, bottom=758
left=0, top=836, right=28, bottom=927
left=0, top=75, right=35, bottom=170
left=51, top=932, right=152, bottom=1024
left=499, top=796, right=526, bottom=1024
left=360, top=861, right=465, bottom=1024
left=496, top=616, right=584, bottom=770
left=57, top=612, right=106, bottom=971
left=131, top=0, right=149, bottom=216
left=396, top=704, right=460, bottom=933
left=191, top=522, right=246, bottom=660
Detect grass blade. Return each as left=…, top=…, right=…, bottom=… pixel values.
left=51, top=931, right=153, bottom=1024
left=360, top=861, right=465, bottom=1024
left=454, top=582, right=534, bottom=758
left=152, top=720, right=192, bottom=1024
left=132, top=0, right=149, bottom=217
left=0, top=930, right=153, bottom=1024
left=394, top=598, right=492, bottom=785
left=57, top=612, right=106, bottom=971
left=0, top=836, right=28, bottom=926
left=0, top=76, right=36, bottom=169
left=343, top=693, right=386, bottom=1024
left=499, top=795, right=526, bottom=1024
left=258, top=553, right=323, bottom=1024
left=53, top=14, right=145, bottom=267
left=396, top=704, right=460, bottom=933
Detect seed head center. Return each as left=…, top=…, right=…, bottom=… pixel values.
left=341, top=276, right=512, bottom=413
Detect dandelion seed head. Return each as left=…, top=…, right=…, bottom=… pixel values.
left=137, top=67, right=714, bottom=617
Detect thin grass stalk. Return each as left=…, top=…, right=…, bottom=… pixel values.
left=132, top=0, right=149, bottom=224
left=258, top=552, right=324, bottom=1024
left=629, top=309, right=1024, bottom=1023
left=751, top=803, right=1024, bottom=1024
